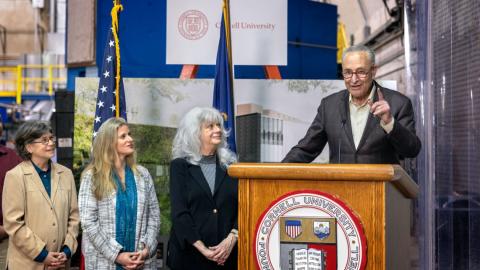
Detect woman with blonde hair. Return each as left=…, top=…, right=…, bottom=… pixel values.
left=167, top=107, right=238, bottom=270
left=79, top=117, right=160, bottom=270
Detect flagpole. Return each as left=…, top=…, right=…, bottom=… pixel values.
left=223, top=0, right=234, bottom=90
left=111, top=0, right=123, bottom=118
left=223, top=0, right=236, bottom=147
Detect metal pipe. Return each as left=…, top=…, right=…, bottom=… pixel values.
left=369, top=30, right=404, bottom=51
left=50, top=0, right=55, bottom=32
left=0, top=25, right=6, bottom=55
left=357, top=0, right=369, bottom=22
left=287, top=41, right=337, bottom=50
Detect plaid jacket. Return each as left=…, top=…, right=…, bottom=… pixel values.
left=79, top=165, right=160, bottom=270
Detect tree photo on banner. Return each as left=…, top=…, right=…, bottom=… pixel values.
left=73, top=78, right=397, bottom=238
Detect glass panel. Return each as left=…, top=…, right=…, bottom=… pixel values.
left=416, top=1, right=480, bottom=269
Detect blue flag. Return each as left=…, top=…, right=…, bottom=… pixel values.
left=93, top=27, right=127, bottom=138
left=213, top=2, right=236, bottom=152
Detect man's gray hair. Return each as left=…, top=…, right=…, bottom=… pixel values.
left=342, top=45, right=375, bottom=65
left=172, top=107, right=237, bottom=168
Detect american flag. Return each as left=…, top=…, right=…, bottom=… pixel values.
left=93, top=27, right=127, bottom=137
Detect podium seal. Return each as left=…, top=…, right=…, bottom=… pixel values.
left=254, top=190, right=367, bottom=270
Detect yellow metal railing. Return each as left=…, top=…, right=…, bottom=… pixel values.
left=0, top=64, right=67, bottom=104
left=0, top=67, right=17, bottom=100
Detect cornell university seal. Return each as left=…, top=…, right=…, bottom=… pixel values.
left=254, top=190, right=367, bottom=270
left=178, top=10, right=208, bottom=40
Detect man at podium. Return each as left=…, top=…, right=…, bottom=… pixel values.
left=283, top=45, right=421, bottom=164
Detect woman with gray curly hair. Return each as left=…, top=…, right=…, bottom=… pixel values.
left=2, top=121, right=79, bottom=270
left=167, top=107, right=238, bottom=270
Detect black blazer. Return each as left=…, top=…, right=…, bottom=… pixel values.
left=167, top=157, right=238, bottom=270
left=283, top=82, right=421, bottom=164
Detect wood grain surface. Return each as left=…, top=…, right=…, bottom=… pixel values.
left=229, top=163, right=418, bottom=270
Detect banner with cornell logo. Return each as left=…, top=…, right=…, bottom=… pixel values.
left=166, top=0, right=287, bottom=65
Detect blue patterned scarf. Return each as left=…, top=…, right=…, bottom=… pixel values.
left=114, top=166, right=137, bottom=270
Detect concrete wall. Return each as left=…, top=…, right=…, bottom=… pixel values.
left=0, top=0, right=49, bottom=57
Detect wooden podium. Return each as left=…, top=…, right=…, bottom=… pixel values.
left=228, top=163, right=418, bottom=270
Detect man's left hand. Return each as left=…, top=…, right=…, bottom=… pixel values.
left=369, top=88, right=392, bottom=124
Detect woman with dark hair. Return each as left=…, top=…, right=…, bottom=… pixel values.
left=167, top=107, right=238, bottom=270
left=79, top=117, right=160, bottom=270
left=2, top=121, right=79, bottom=269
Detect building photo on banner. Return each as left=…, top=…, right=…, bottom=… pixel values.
left=75, top=78, right=396, bottom=162
left=73, top=76, right=396, bottom=235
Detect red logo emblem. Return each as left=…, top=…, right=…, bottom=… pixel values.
left=254, top=190, right=367, bottom=270
left=178, top=10, right=208, bottom=40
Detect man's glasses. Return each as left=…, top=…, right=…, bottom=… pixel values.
left=342, top=69, right=371, bottom=79
left=31, top=136, right=56, bottom=145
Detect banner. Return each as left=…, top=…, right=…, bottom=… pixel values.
left=76, top=78, right=397, bottom=163
left=166, top=0, right=287, bottom=65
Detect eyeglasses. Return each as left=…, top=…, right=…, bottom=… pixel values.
left=342, top=68, right=371, bottom=79
left=31, top=136, right=56, bottom=145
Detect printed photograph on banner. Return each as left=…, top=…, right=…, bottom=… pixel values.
left=74, top=77, right=396, bottom=238
left=75, top=78, right=396, bottom=165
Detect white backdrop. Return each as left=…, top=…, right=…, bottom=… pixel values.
left=166, top=0, right=287, bottom=65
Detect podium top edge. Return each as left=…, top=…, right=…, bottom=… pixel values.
left=228, top=163, right=418, bottom=198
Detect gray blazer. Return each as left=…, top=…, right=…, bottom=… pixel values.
left=79, top=165, right=160, bottom=270
left=283, top=81, right=421, bottom=164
